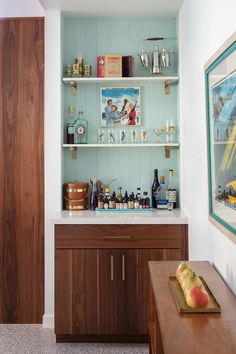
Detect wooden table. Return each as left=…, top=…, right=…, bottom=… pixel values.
left=148, top=261, right=236, bottom=354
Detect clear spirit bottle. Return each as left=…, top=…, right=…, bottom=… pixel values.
left=74, top=111, right=88, bottom=144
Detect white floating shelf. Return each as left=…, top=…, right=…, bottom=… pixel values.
left=214, top=141, right=235, bottom=145
left=63, top=143, right=180, bottom=148
left=62, top=76, right=179, bottom=85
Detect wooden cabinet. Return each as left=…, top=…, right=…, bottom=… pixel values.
left=55, top=224, right=188, bottom=342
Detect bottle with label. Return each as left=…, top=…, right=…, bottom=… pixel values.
left=117, top=187, right=123, bottom=209
left=128, top=193, right=134, bottom=209
left=104, top=188, right=110, bottom=209
left=123, top=191, right=129, bottom=209
left=109, top=192, right=116, bottom=209
left=97, top=192, right=104, bottom=209
left=143, top=191, right=150, bottom=209
left=157, top=176, right=168, bottom=209
left=152, top=169, right=161, bottom=208
left=74, top=111, right=88, bottom=144
left=167, top=169, right=177, bottom=208
left=66, top=105, right=75, bottom=144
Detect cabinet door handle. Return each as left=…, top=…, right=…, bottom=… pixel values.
left=110, top=255, right=114, bottom=281
left=105, top=235, right=131, bottom=239
left=122, top=254, right=125, bottom=281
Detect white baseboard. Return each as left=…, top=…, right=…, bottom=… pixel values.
left=43, top=314, right=54, bottom=328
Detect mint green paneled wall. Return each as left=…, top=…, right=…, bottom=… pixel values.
left=62, top=17, right=179, bottom=198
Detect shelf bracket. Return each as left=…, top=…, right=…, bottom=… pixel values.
left=165, top=146, right=170, bottom=158
left=69, top=81, right=78, bottom=96
left=164, top=80, right=171, bottom=95
left=69, top=146, right=78, bottom=159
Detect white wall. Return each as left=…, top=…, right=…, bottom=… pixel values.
left=0, top=0, right=44, bottom=17
left=179, top=0, right=236, bottom=293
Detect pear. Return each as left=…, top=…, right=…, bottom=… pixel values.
left=179, top=268, right=193, bottom=293
left=184, top=272, right=202, bottom=296
left=185, top=286, right=209, bottom=308
left=176, top=261, right=192, bottom=281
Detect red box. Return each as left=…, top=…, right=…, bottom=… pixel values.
left=97, top=56, right=105, bottom=77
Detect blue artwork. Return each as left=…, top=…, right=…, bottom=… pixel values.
left=212, top=71, right=236, bottom=123
left=100, top=87, right=141, bottom=127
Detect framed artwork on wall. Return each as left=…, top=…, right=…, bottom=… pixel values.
left=205, top=31, right=236, bottom=240
left=100, top=87, right=141, bottom=127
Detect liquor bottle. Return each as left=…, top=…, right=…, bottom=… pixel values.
left=90, top=178, right=98, bottom=210
left=134, top=195, right=139, bottom=209
left=143, top=191, right=150, bottom=209
left=66, top=105, right=75, bottom=144
left=128, top=193, right=134, bottom=209
left=109, top=192, right=116, bottom=209
left=97, top=192, right=104, bottom=209
left=157, top=176, right=168, bottom=209
left=167, top=169, right=177, bottom=208
left=104, top=188, right=110, bottom=209
left=74, top=111, right=88, bottom=144
left=152, top=169, right=161, bottom=208
left=123, top=191, right=129, bottom=209
left=117, top=187, right=123, bottom=209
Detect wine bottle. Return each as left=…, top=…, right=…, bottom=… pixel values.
left=66, top=105, right=75, bottom=144
left=167, top=169, right=177, bottom=209
left=90, top=177, right=98, bottom=210
left=151, top=169, right=160, bottom=208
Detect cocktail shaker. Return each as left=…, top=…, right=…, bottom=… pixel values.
left=140, top=49, right=150, bottom=68
left=161, top=48, right=170, bottom=68
left=152, top=46, right=162, bottom=74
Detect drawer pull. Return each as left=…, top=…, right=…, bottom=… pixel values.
left=111, top=255, right=114, bottom=281
left=122, top=255, right=125, bottom=281
left=105, top=235, right=131, bottom=239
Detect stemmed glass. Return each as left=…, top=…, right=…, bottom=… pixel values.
left=153, top=128, right=164, bottom=143
left=165, top=119, right=176, bottom=143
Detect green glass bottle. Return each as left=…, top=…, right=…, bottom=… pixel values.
left=74, top=111, right=88, bottom=144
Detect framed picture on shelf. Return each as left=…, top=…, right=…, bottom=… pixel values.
left=205, top=31, right=236, bottom=239
left=100, top=87, right=141, bottom=127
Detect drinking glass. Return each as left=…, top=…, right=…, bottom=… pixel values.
left=153, top=128, right=164, bottom=143
left=165, top=119, right=176, bottom=143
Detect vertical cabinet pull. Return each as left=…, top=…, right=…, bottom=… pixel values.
left=122, top=254, right=125, bottom=281
left=110, top=255, right=114, bottom=281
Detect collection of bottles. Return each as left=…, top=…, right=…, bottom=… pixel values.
left=66, top=105, right=88, bottom=144
left=151, top=169, right=177, bottom=209
left=90, top=185, right=151, bottom=210
left=89, top=169, right=177, bottom=211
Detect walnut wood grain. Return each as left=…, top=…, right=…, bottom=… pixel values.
left=55, top=224, right=183, bottom=249
left=148, top=261, right=236, bottom=354
left=0, top=18, right=44, bottom=323
left=55, top=249, right=98, bottom=334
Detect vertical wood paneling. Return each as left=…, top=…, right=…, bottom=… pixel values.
left=0, top=18, right=44, bottom=323
left=62, top=18, right=179, bottom=196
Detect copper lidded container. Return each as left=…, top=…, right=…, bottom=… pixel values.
left=63, top=181, right=89, bottom=210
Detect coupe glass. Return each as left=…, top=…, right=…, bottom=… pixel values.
left=153, top=128, right=164, bottom=143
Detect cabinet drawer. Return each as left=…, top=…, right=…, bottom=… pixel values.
left=55, top=224, right=185, bottom=249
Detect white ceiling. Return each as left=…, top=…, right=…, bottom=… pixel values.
left=39, top=0, right=184, bottom=18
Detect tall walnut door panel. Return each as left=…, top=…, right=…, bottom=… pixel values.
left=99, top=249, right=137, bottom=335
left=55, top=249, right=98, bottom=335
left=0, top=18, right=44, bottom=323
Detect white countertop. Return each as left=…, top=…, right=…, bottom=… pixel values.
left=51, top=209, right=188, bottom=224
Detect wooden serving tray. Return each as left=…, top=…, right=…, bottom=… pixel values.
left=169, top=276, right=221, bottom=313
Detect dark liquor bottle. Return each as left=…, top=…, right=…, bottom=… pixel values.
left=143, top=191, right=150, bottom=209
left=90, top=178, right=98, bottom=210
left=152, top=169, right=160, bottom=208
left=123, top=191, right=129, bottom=209
left=109, top=192, right=116, bottom=209
left=104, top=188, right=110, bottom=209
left=97, top=193, right=104, bottom=209
left=66, top=105, right=75, bottom=144
left=167, top=169, right=177, bottom=209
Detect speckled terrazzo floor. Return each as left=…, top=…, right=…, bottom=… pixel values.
left=0, top=325, right=149, bottom=354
